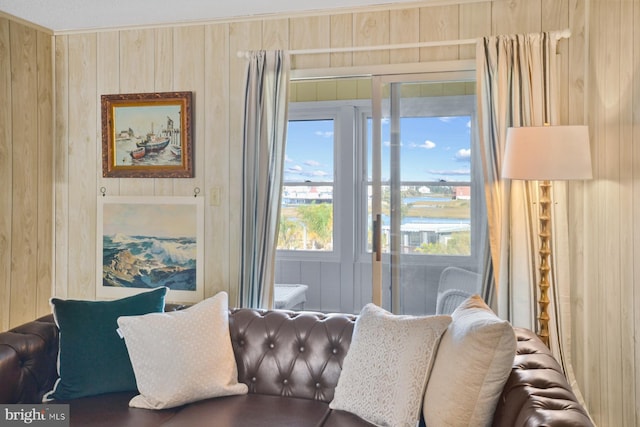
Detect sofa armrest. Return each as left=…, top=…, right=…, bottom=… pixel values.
left=492, top=327, right=594, bottom=427
left=0, top=315, right=59, bottom=404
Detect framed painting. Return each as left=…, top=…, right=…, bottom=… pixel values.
left=101, top=91, right=193, bottom=178
left=97, top=196, right=204, bottom=303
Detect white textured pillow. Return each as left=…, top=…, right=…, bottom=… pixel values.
left=116, top=291, right=248, bottom=409
left=423, top=295, right=516, bottom=427
left=330, top=303, right=451, bottom=427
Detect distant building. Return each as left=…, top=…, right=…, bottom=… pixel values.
left=454, top=186, right=471, bottom=200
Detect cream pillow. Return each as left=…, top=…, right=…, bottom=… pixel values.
left=330, top=303, right=451, bottom=427
left=423, top=295, right=516, bottom=427
left=116, top=291, right=248, bottom=409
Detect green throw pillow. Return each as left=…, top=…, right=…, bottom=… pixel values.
left=43, top=287, right=168, bottom=401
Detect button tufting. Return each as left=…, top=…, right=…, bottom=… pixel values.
left=283, top=379, right=288, bottom=385
left=315, top=382, right=321, bottom=388
left=269, top=343, right=275, bottom=349
left=332, top=348, right=338, bottom=355
left=251, top=377, right=257, bottom=382
left=299, top=346, right=305, bottom=352
left=239, top=340, right=245, bottom=346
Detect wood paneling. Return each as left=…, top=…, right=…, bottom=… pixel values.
left=4, top=0, right=640, bottom=425
left=67, top=34, right=97, bottom=300
left=10, top=22, right=39, bottom=326
left=390, top=9, right=419, bottom=63
left=0, top=18, right=12, bottom=330
left=290, top=16, right=330, bottom=69
left=330, top=14, right=353, bottom=68
left=36, top=30, right=53, bottom=317
left=419, top=5, right=460, bottom=61
left=353, top=11, right=390, bottom=66
left=203, top=23, right=231, bottom=298
left=0, top=19, right=53, bottom=329
left=54, top=35, right=69, bottom=300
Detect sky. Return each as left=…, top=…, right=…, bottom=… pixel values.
left=284, top=114, right=472, bottom=183
left=114, top=104, right=181, bottom=137
left=102, top=201, right=197, bottom=238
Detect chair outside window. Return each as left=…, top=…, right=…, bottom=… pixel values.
left=435, top=267, right=482, bottom=315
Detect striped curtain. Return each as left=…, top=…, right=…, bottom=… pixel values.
left=477, top=31, right=564, bottom=325
left=476, top=32, right=589, bottom=410
left=239, top=50, right=290, bottom=309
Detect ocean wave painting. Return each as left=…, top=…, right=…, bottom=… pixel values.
left=100, top=200, right=199, bottom=292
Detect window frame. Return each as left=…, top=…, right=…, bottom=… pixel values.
left=277, top=82, right=484, bottom=272
left=277, top=102, right=363, bottom=262
left=356, top=93, right=481, bottom=265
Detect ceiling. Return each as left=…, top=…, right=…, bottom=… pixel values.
left=0, top=0, right=419, bottom=33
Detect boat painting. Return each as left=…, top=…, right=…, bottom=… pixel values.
left=129, top=146, right=146, bottom=159
left=137, top=135, right=170, bottom=152
left=169, top=144, right=181, bottom=158
left=113, top=108, right=182, bottom=167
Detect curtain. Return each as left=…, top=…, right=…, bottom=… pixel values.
left=239, top=50, right=290, bottom=309
left=476, top=32, right=588, bottom=406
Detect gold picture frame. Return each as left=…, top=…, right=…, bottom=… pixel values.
left=101, top=91, right=193, bottom=178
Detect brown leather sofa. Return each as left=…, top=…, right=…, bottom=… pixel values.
left=0, top=307, right=594, bottom=427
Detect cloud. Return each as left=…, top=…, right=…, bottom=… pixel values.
left=288, top=165, right=303, bottom=173
left=311, top=170, right=329, bottom=177
left=439, top=117, right=455, bottom=123
left=455, top=148, right=471, bottom=161
left=419, top=140, right=436, bottom=149
left=304, top=160, right=320, bottom=167
left=285, top=155, right=293, bottom=163
left=315, top=131, right=334, bottom=138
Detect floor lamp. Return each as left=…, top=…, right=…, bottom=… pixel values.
left=501, top=125, right=592, bottom=347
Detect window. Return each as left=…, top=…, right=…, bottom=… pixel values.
left=275, top=74, right=485, bottom=315
left=278, top=118, right=335, bottom=252
left=365, top=94, right=478, bottom=257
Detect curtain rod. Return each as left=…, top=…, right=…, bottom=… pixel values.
left=237, top=38, right=476, bottom=58
left=236, top=29, right=571, bottom=59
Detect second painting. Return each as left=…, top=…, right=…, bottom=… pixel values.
left=96, top=196, right=204, bottom=303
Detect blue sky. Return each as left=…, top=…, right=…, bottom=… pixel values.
left=114, top=105, right=181, bottom=136
left=103, top=202, right=196, bottom=238
left=284, top=115, right=472, bottom=182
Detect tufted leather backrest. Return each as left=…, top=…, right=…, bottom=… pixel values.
left=1, top=307, right=595, bottom=427
left=492, top=327, right=594, bottom=427
left=228, top=308, right=355, bottom=403
left=0, top=303, right=195, bottom=404
left=0, top=315, right=58, bottom=404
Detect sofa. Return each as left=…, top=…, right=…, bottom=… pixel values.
left=0, top=298, right=593, bottom=427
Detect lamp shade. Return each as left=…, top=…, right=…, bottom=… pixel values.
left=502, top=125, right=592, bottom=180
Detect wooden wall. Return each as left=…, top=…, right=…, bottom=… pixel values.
left=580, top=0, right=640, bottom=425
left=0, top=19, right=53, bottom=330
left=49, top=2, right=502, bottom=310
left=5, top=0, right=640, bottom=425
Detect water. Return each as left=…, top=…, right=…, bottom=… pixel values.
left=115, top=138, right=181, bottom=167
left=102, top=234, right=196, bottom=291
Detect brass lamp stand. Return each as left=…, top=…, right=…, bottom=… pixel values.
left=502, top=125, right=592, bottom=347
left=536, top=180, right=552, bottom=347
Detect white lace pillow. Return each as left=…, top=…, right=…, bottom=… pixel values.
left=423, top=295, right=516, bottom=427
left=116, top=291, right=248, bottom=409
left=330, top=303, right=451, bottom=427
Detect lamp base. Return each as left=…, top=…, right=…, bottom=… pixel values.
left=537, top=180, right=552, bottom=347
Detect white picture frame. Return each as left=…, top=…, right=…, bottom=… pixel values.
left=97, top=195, right=204, bottom=304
